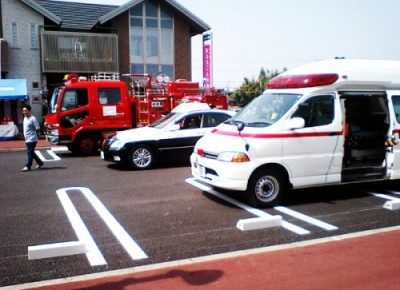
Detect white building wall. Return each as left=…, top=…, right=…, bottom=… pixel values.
left=1, top=0, right=45, bottom=123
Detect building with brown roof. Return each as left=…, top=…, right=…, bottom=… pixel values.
left=0, top=0, right=210, bottom=123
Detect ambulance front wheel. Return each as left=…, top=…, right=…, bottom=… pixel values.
left=246, top=168, right=288, bottom=208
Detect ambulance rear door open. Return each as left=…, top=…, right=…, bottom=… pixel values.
left=386, top=91, right=400, bottom=179
left=340, top=91, right=391, bottom=182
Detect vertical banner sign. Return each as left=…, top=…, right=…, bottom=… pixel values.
left=203, top=32, right=212, bottom=87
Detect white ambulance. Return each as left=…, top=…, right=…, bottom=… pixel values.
left=190, top=59, right=400, bottom=207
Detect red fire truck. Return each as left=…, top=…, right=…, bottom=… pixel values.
left=44, top=72, right=228, bottom=155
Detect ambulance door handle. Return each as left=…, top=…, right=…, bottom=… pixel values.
left=328, top=132, right=337, bottom=136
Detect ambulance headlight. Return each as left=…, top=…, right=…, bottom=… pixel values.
left=110, top=139, right=125, bottom=150
left=218, top=152, right=250, bottom=162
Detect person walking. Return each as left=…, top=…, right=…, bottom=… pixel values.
left=21, top=104, right=44, bottom=172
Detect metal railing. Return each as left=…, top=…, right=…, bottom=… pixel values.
left=40, top=31, right=118, bottom=73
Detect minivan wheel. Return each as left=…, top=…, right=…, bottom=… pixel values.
left=129, top=145, right=154, bottom=170
left=246, top=168, right=287, bottom=208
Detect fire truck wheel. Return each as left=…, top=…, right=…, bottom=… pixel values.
left=76, top=134, right=99, bottom=156
left=246, top=168, right=288, bottom=208
left=129, top=145, right=154, bottom=170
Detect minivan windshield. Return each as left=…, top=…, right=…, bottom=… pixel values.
left=229, top=93, right=301, bottom=127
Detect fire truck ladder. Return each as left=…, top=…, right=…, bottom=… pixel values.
left=137, top=94, right=150, bottom=127
left=91, top=72, right=120, bottom=81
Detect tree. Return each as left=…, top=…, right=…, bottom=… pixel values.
left=232, top=67, right=285, bottom=107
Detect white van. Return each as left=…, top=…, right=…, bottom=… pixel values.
left=190, top=59, right=400, bottom=207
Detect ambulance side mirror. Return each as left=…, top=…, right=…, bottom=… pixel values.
left=283, top=117, right=305, bottom=130
left=237, top=122, right=245, bottom=132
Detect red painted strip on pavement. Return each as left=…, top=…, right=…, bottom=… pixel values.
left=31, top=229, right=400, bottom=290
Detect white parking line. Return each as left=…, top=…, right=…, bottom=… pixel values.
left=36, top=149, right=61, bottom=162
left=51, top=146, right=69, bottom=152
left=185, top=178, right=310, bottom=235
left=368, top=191, right=400, bottom=210
left=56, top=188, right=107, bottom=266
left=389, top=191, right=400, bottom=197
left=78, top=187, right=148, bottom=260
left=274, top=206, right=338, bottom=231
left=367, top=191, right=400, bottom=201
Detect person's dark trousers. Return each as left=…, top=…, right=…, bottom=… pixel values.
left=25, top=142, right=43, bottom=169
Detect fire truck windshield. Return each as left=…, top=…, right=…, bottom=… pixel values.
left=230, top=93, right=301, bottom=127
left=49, top=87, right=61, bottom=114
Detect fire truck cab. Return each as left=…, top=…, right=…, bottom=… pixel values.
left=46, top=73, right=133, bottom=155
left=191, top=59, right=400, bottom=207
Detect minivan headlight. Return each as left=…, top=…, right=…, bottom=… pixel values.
left=217, top=152, right=250, bottom=162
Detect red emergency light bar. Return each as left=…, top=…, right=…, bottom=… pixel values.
left=267, top=73, right=339, bottom=89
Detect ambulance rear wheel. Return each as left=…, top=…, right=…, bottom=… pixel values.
left=128, top=145, right=154, bottom=170
left=246, top=168, right=287, bottom=208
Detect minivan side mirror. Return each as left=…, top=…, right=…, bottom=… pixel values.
left=283, top=117, right=305, bottom=130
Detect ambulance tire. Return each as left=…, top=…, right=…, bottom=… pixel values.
left=75, top=134, right=99, bottom=156
left=128, top=145, right=154, bottom=170
left=246, top=168, right=287, bottom=208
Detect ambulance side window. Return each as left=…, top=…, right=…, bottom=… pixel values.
left=392, top=95, right=400, bottom=123
left=292, top=95, right=334, bottom=127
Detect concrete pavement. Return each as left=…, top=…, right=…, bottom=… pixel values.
left=0, top=138, right=53, bottom=152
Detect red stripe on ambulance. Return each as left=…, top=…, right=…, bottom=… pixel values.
left=211, top=128, right=342, bottom=138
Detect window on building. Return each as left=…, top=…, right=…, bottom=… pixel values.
left=161, top=65, right=173, bottom=77
left=30, top=23, right=39, bottom=49
left=147, top=64, right=159, bottom=75
left=131, top=64, right=145, bottom=73
left=130, top=0, right=174, bottom=78
left=11, top=22, right=19, bottom=48
left=160, top=29, right=173, bottom=64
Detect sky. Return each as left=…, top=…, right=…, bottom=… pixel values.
left=58, top=0, right=400, bottom=90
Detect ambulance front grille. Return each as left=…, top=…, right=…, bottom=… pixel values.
left=203, top=151, right=218, bottom=159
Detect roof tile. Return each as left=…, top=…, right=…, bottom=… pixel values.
left=34, top=0, right=117, bottom=30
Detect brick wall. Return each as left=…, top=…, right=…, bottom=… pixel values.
left=111, top=11, right=130, bottom=75
left=174, top=16, right=192, bottom=81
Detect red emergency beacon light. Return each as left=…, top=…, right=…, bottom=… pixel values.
left=267, top=73, right=339, bottom=89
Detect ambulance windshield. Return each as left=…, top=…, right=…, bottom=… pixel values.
left=230, top=93, right=301, bottom=127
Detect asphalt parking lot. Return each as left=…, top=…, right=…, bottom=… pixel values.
left=1, top=145, right=400, bottom=288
